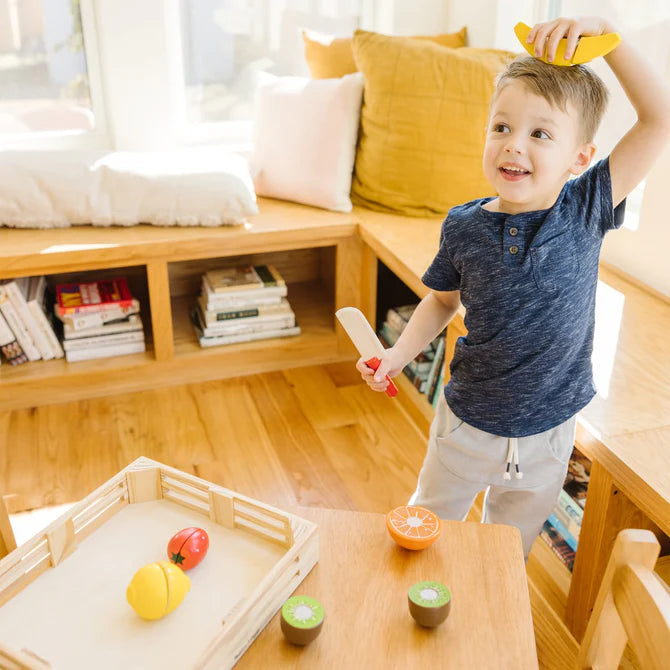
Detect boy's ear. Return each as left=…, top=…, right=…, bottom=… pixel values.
left=569, top=142, right=597, bottom=176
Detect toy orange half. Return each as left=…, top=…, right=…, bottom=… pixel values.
left=386, top=505, right=441, bottom=550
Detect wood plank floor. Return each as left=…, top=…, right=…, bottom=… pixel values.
left=0, top=363, right=428, bottom=515
left=1, top=362, right=581, bottom=668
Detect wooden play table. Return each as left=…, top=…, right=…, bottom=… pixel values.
left=240, top=507, right=538, bottom=669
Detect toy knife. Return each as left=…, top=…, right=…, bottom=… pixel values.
left=335, top=307, right=398, bottom=398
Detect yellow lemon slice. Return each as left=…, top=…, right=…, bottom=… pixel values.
left=514, top=22, right=621, bottom=66
left=127, top=560, right=190, bottom=620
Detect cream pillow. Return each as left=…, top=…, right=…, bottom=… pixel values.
left=250, top=73, right=364, bottom=213
left=351, top=30, right=515, bottom=217
left=0, top=148, right=258, bottom=228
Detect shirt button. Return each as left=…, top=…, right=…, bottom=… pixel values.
left=509, top=227, right=518, bottom=236
left=509, top=245, right=519, bottom=254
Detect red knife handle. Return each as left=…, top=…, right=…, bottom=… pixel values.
left=365, top=357, right=398, bottom=398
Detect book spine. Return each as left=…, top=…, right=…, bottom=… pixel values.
left=540, top=521, right=575, bottom=571
left=57, top=297, right=136, bottom=316
left=203, top=299, right=291, bottom=325
left=64, top=316, right=142, bottom=340
left=386, top=308, right=409, bottom=334
left=556, top=489, right=583, bottom=537
left=201, top=313, right=295, bottom=338
left=0, top=311, right=28, bottom=365
left=55, top=300, right=141, bottom=329
left=431, top=365, right=445, bottom=408
left=65, top=340, right=146, bottom=362
left=63, top=330, right=145, bottom=352
left=3, top=280, right=53, bottom=359
left=425, top=336, right=446, bottom=401
left=202, top=275, right=287, bottom=301
left=547, top=513, right=578, bottom=551
left=0, top=285, right=41, bottom=361
left=198, top=326, right=301, bottom=347
left=27, top=277, right=64, bottom=359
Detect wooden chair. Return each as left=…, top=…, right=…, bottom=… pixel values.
left=576, top=528, right=670, bottom=670
left=0, top=494, right=16, bottom=560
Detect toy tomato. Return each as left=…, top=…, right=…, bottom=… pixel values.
left=167, top=527, right=209, bottom=570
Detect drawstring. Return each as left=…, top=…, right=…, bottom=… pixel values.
left=503, top=437, right=523, bottom=480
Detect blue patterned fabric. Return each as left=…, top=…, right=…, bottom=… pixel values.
left=423, top=158, right=626, bottom=437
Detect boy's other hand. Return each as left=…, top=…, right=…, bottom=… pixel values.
left=527, top=16, right=615, bottom=63
left=355, top=347, right=405, bottom=393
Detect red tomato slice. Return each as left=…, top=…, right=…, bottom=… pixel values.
left=167, top=527, right=209, bottom=570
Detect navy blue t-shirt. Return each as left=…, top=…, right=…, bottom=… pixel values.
left=422, top=158, right=625, bottom=437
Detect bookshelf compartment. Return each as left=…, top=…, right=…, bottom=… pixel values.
left=168, top=247, right=336, bottom=352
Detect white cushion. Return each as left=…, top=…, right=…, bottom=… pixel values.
left=0, top=147, right=258, bottom=228
left=250, top=72, right=364, bottom=213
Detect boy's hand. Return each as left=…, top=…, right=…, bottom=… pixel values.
left=527, top=17, right=615, bottom=63
left=355, top=346, right=405, bottom=393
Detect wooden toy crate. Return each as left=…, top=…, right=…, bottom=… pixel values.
left=0, top=457, right=318, bottom=669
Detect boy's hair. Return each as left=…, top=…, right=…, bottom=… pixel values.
left=494, top=56, right=609, bottom=142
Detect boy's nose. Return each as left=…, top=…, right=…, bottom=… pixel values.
left=504, top=134, right=524, bottom=154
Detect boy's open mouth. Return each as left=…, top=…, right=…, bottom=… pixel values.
left=499, top=165, right=531, bottom=181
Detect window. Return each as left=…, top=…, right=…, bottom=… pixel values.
left=0, top=0, right=98, bottom=137
left=179, top=0, right=372, bottom=125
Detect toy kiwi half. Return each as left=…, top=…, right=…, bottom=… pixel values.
left=408, top=581, right=451, bottom=628
left=280, top=595, right=324, bottom=645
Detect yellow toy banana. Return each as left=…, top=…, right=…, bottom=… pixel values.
left=514, top=22, right=621, bottom=66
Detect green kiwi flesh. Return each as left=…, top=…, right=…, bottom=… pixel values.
left=280, top=595, right=324, bottom=645
left=408, top=581, right=451, bottom=627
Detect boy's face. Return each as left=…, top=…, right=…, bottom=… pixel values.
left=483, top=81, right=595, bottom=213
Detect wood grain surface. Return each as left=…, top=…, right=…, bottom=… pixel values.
left=238, top=507, right=538, bottom=670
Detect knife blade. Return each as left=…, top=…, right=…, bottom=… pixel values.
left=335, top=307, right=398, bottom=398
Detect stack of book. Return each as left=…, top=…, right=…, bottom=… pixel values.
left=192, top=264, right=300, bottom=347
left=54, top=278, right=145, bottom=362
left=380, top=303, right=446, bottom=407
left=540, top=447, right=590, bottom=571
left=0, top=276, right=64, bottom=365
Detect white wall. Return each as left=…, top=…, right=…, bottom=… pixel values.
left=444, top=0, right=670, bottom=296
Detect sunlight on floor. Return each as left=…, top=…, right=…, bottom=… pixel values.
left=592, top=279, right=625, bottom=400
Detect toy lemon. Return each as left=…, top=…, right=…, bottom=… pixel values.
left=126, top=560, right=190, bottom=620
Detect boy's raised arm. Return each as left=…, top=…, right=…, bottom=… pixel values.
left=528, top=16, right=670, bottom=208
left=601, top=20, right=670, bottom=207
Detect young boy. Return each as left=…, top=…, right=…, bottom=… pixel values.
left=357, top=16, right=670, bottom=558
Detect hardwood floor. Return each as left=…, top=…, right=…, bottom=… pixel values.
left=1, top=362, right=582, bottom=668
left=0, top=363, right=427, bottom=515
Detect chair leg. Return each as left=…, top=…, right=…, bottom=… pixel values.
left=0, top=494, right=17, bottom=559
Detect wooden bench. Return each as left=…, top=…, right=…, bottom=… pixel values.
left=1, top=196, right=668, bottom=650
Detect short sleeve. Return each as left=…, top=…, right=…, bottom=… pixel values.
left=569, top=157, right=626, bottom=238
left=421, top=216, right=461, bottom=291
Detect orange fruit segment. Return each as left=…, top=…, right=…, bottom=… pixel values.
left=386, top=505, right=441, bottom=550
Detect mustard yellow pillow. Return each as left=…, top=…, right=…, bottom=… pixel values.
left=351, top=30, right=515, bottom=217
left=302, top=27, right=467, bottom=80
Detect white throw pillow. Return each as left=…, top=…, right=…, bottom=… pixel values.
left=250, top=72, right=364, bottom=213
left=0, top=147, right=258, bottom=228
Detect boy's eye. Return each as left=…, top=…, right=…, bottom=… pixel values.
left=493, top=123, right=510, bottom=133
left=532, top=129, right=551, bottom=139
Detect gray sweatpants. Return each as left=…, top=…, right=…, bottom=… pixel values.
left=409, top=394, right=576, bottom=559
